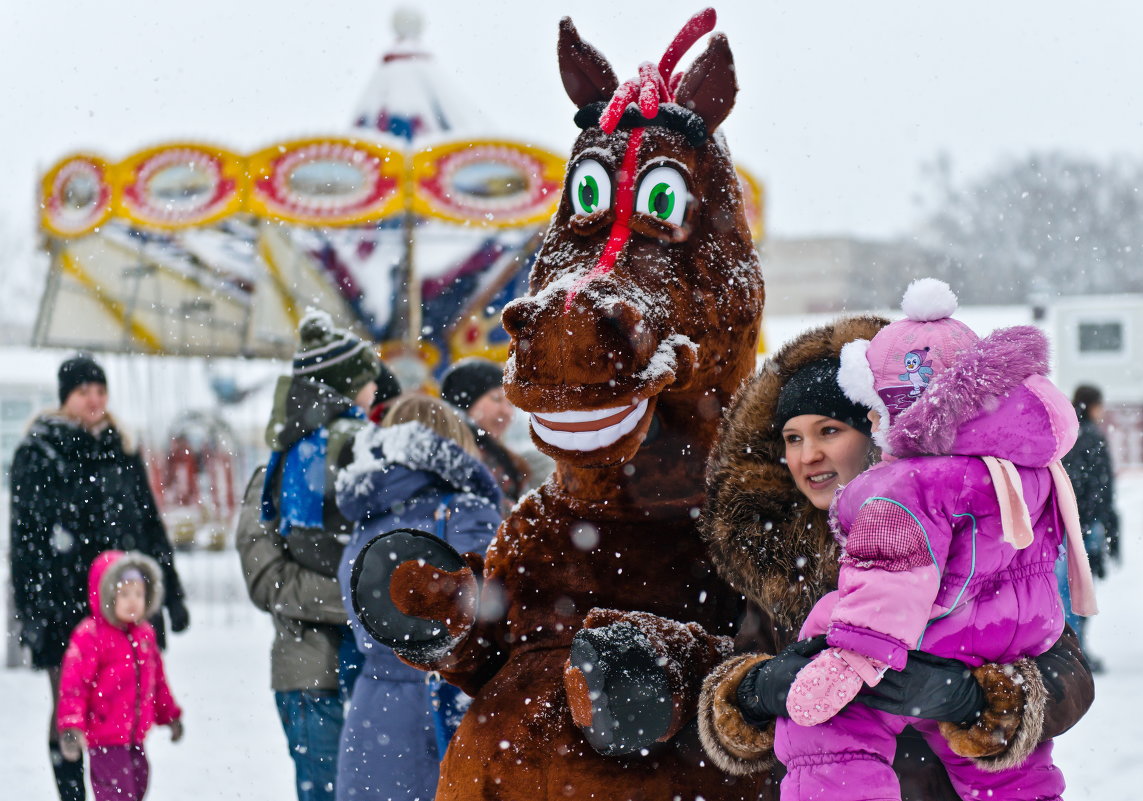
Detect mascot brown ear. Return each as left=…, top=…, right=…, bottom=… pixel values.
left=673, top=32, right=737, bottom=135
left=558, top=17, right=620, bottom=108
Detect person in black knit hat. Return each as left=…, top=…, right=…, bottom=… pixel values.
left=57, top=354, right=107, bottom=406
left=253, top=310, right=379, bottom=801
left=1058, top=383, right=1119, bottom=672
left=367, top=361, right=403, bottom=425
left=440, top=358, right=506, bottom=419
left=10, top=352, right=189, bottom=801
left=774, top=357, right=873, bottom=437
left=440, top=357, right=532, bottom=510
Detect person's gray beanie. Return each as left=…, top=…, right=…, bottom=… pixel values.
left=292, top=310, right=379, bottom=398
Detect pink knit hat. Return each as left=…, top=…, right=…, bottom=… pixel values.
left=839, top=279, right=979, bottom=442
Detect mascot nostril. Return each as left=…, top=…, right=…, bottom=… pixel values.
left=392, top=9, right=765, bottom=799
left=500, top=297, right=537, bottom=339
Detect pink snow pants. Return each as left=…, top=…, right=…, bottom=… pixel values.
left=88, top=744, right=149, bottom=801
left=774, top=703, right=1064, bottom=801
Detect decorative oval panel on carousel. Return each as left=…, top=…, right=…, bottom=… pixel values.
left=41, top=154, right=114, bottom=237
left=411, top=140, right=564, bottom=228
left=735, top=164, right=766, bottom=244
left=115, top=143, right=246, bottom=230
left=248, top=137, right=404, bottom=226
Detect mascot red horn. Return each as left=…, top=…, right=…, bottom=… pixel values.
left=351, top=9, right=765, bottom=799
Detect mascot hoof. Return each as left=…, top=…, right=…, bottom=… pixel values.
left=349, top=528, right=466, bottom=664
left=565, top=622, right=673, bottom=756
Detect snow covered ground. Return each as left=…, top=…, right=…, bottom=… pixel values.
left=2, top=476, right=1141, bottom=798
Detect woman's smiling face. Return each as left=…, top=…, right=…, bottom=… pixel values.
left=782, top=414, right=872, bottom=510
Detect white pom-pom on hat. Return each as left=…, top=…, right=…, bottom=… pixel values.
left=900, top=278, right=958, bottom=322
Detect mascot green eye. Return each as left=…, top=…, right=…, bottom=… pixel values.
left=635, top=165, right=688, bottom=226
left=569, top=159, right=612, bottom=216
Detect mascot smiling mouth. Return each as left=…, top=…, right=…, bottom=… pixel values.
left=530, top=398, right=649, bottom=452
left=502, top=318, right=698, bottom=466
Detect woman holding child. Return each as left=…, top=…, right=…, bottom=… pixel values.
left=696, top=291, right=1095, bottom=800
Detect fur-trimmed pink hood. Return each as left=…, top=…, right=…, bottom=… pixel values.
left=885, top=326, right=1077, bottom=466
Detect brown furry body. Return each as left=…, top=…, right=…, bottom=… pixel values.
left=389, top=15, right=766, bottom=801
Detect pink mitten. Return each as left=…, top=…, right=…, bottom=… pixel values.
left=786, top=647, right=886, bottom=726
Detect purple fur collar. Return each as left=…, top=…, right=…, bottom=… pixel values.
left=887, top=326, right=1049, bottom=457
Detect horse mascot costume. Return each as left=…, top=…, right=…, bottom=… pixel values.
left=351, top=9, right=765, bottom=799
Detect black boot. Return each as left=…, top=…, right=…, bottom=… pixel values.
left=49, top=741, right=85, bottom=801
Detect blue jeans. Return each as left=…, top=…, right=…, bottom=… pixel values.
left=1056, top=520, right=1105, bottom=652
left=275, top=690, right=345, bottom=801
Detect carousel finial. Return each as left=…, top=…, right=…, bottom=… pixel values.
left=392, top=7, right=424, bottom=42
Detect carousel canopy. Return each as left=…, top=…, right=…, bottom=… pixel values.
left=33, top=9, right=763, bottom=370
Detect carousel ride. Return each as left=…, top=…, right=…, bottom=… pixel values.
left=31, top=9, right=765, bottom=547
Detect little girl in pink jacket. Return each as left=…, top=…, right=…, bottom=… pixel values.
left=58, top=550, right=183, bottom=801
left=773, top=280, right=1097, bottom=801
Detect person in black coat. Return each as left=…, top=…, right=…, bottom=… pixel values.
left=1059, top=384, right=1120, bottom=667
left=9, top=354, right=189, bottom=801
left=439, top=357, right=532, bottom=511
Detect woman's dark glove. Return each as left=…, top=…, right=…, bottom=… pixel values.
left=735, top=636, right=828, bottom=725
left=856, top=649, right=984, bottom=725
left=166, top=597, right=190, bottom=633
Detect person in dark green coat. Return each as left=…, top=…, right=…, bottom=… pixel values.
left=250, top=310, right=379, bottom=801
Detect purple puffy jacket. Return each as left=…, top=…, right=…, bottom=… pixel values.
left=810, top=326, right=1089, bottom=669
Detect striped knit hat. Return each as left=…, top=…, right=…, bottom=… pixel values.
left=292, top=309, right=379, bottom=397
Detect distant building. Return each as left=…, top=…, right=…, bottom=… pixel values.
left=762, top=287, right=1143, bottom=468
left=1045, top=294, right=1143, bottom=467
left=0, top=348, right=58, bottom=478
left=762, top=236, right=943, bottom=314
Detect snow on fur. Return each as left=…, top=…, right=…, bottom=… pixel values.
left=337, top=421, right=481, bottom=498
left=638, top=333, right=698, bottom=382
left=888, top=326, right=1050, bottom=457
left=900, top=278, right=958, bottom=322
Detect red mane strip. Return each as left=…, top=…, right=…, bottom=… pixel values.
left=599, top=80, right=640, bottom=134
left=599, top=9, right=716, bottom=134
left=657, top=7, right=717, bottom=87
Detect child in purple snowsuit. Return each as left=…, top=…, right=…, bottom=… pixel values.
left=773, top=279, right=1098, bottom=801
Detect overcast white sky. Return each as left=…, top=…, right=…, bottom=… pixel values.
left=3, top=0, right=1143, bottom=245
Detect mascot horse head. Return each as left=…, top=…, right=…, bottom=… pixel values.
left=503, top=9, right=764, bottom=507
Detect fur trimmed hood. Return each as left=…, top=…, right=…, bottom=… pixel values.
left=88, top=550, right=165, bottom=626
left=702, top=316, right=888, bottom=635
left=336, top=421, right=501, bottom=522
left=887, top=326, right=1078, bottom=465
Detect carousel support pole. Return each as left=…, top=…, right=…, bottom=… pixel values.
left=31, top=237, right=64, bottom=347
left=400, top=151, right=421, bottom=348
left=121, top=262, right=155, bottom=352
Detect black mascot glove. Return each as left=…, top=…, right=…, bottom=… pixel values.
left=735, top=635, right=829, bottom=725
left=166, top=597, right=191, bottom=633
left=856, top=649, right=984, bottom=724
